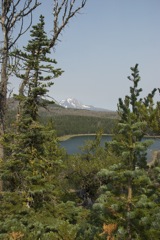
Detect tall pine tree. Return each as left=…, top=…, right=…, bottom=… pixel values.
left=0, top=16, right=83, bottom=239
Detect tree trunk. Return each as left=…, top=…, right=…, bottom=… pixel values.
left=0, top=36, right=8, bottom=192
left=127, top=178, right=132, bottom=240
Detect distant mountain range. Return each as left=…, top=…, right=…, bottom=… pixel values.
left=7, top=97, right=113, bottom=112
left=59, top=98, right=112, bottom=112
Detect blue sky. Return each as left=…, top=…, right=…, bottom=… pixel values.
left=11, top=0, right=160, bottom=110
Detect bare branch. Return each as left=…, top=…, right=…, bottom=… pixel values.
left=0, top=0, right=41, bottom=142
left=50, top=0, right=87, bottom=48
left=10, top=11, right=33, bottom=49
left=0, top=0, right=41, bottom=49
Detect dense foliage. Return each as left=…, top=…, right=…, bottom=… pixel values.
left=0, top=16, right=160, bottom=240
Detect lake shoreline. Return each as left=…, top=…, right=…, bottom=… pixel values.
left=59, top=134, right=160, bottom=165
left=58, top=133, right=113, bottom=141
left=148, top=150, right=160, bottom=167
left=58, top=134, right=160, bottom=142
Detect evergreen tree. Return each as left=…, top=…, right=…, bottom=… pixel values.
left=2, top=15, right=63, bottom=192
left=140, top=89, right=160, bottom=135
left=0, top=16, right=86, bottom=239
left=94, top=64, right=160, bottom=239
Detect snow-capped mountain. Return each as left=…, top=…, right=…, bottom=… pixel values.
left=59, top=98, right=111, bottom=111
left=59, top=98, right=91, bottom=110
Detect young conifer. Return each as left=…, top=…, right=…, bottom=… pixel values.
left=94, top=64, right=160, bottom=239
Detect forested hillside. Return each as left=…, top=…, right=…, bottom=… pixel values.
left=1, top=1, right=160, bottom=239
left=7, top=100, right=118, bottom=136
left=40, top=106, right=118, bottom=136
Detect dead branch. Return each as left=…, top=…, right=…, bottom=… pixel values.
left=50, top=0, right=87, bottom=48
left=0, top=0, right=41, bottom=50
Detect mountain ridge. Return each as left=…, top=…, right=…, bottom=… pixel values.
left=59, top=98, right=112, bottom=112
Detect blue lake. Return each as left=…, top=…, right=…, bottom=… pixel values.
left=60, top=135, right=160, bottom=161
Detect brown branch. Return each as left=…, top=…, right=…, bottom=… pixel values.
left=19, top=68, right=30, bottom=96
left=0, top=0, right=41, bottom=49
left=50, top=0, right=87, bottom=48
